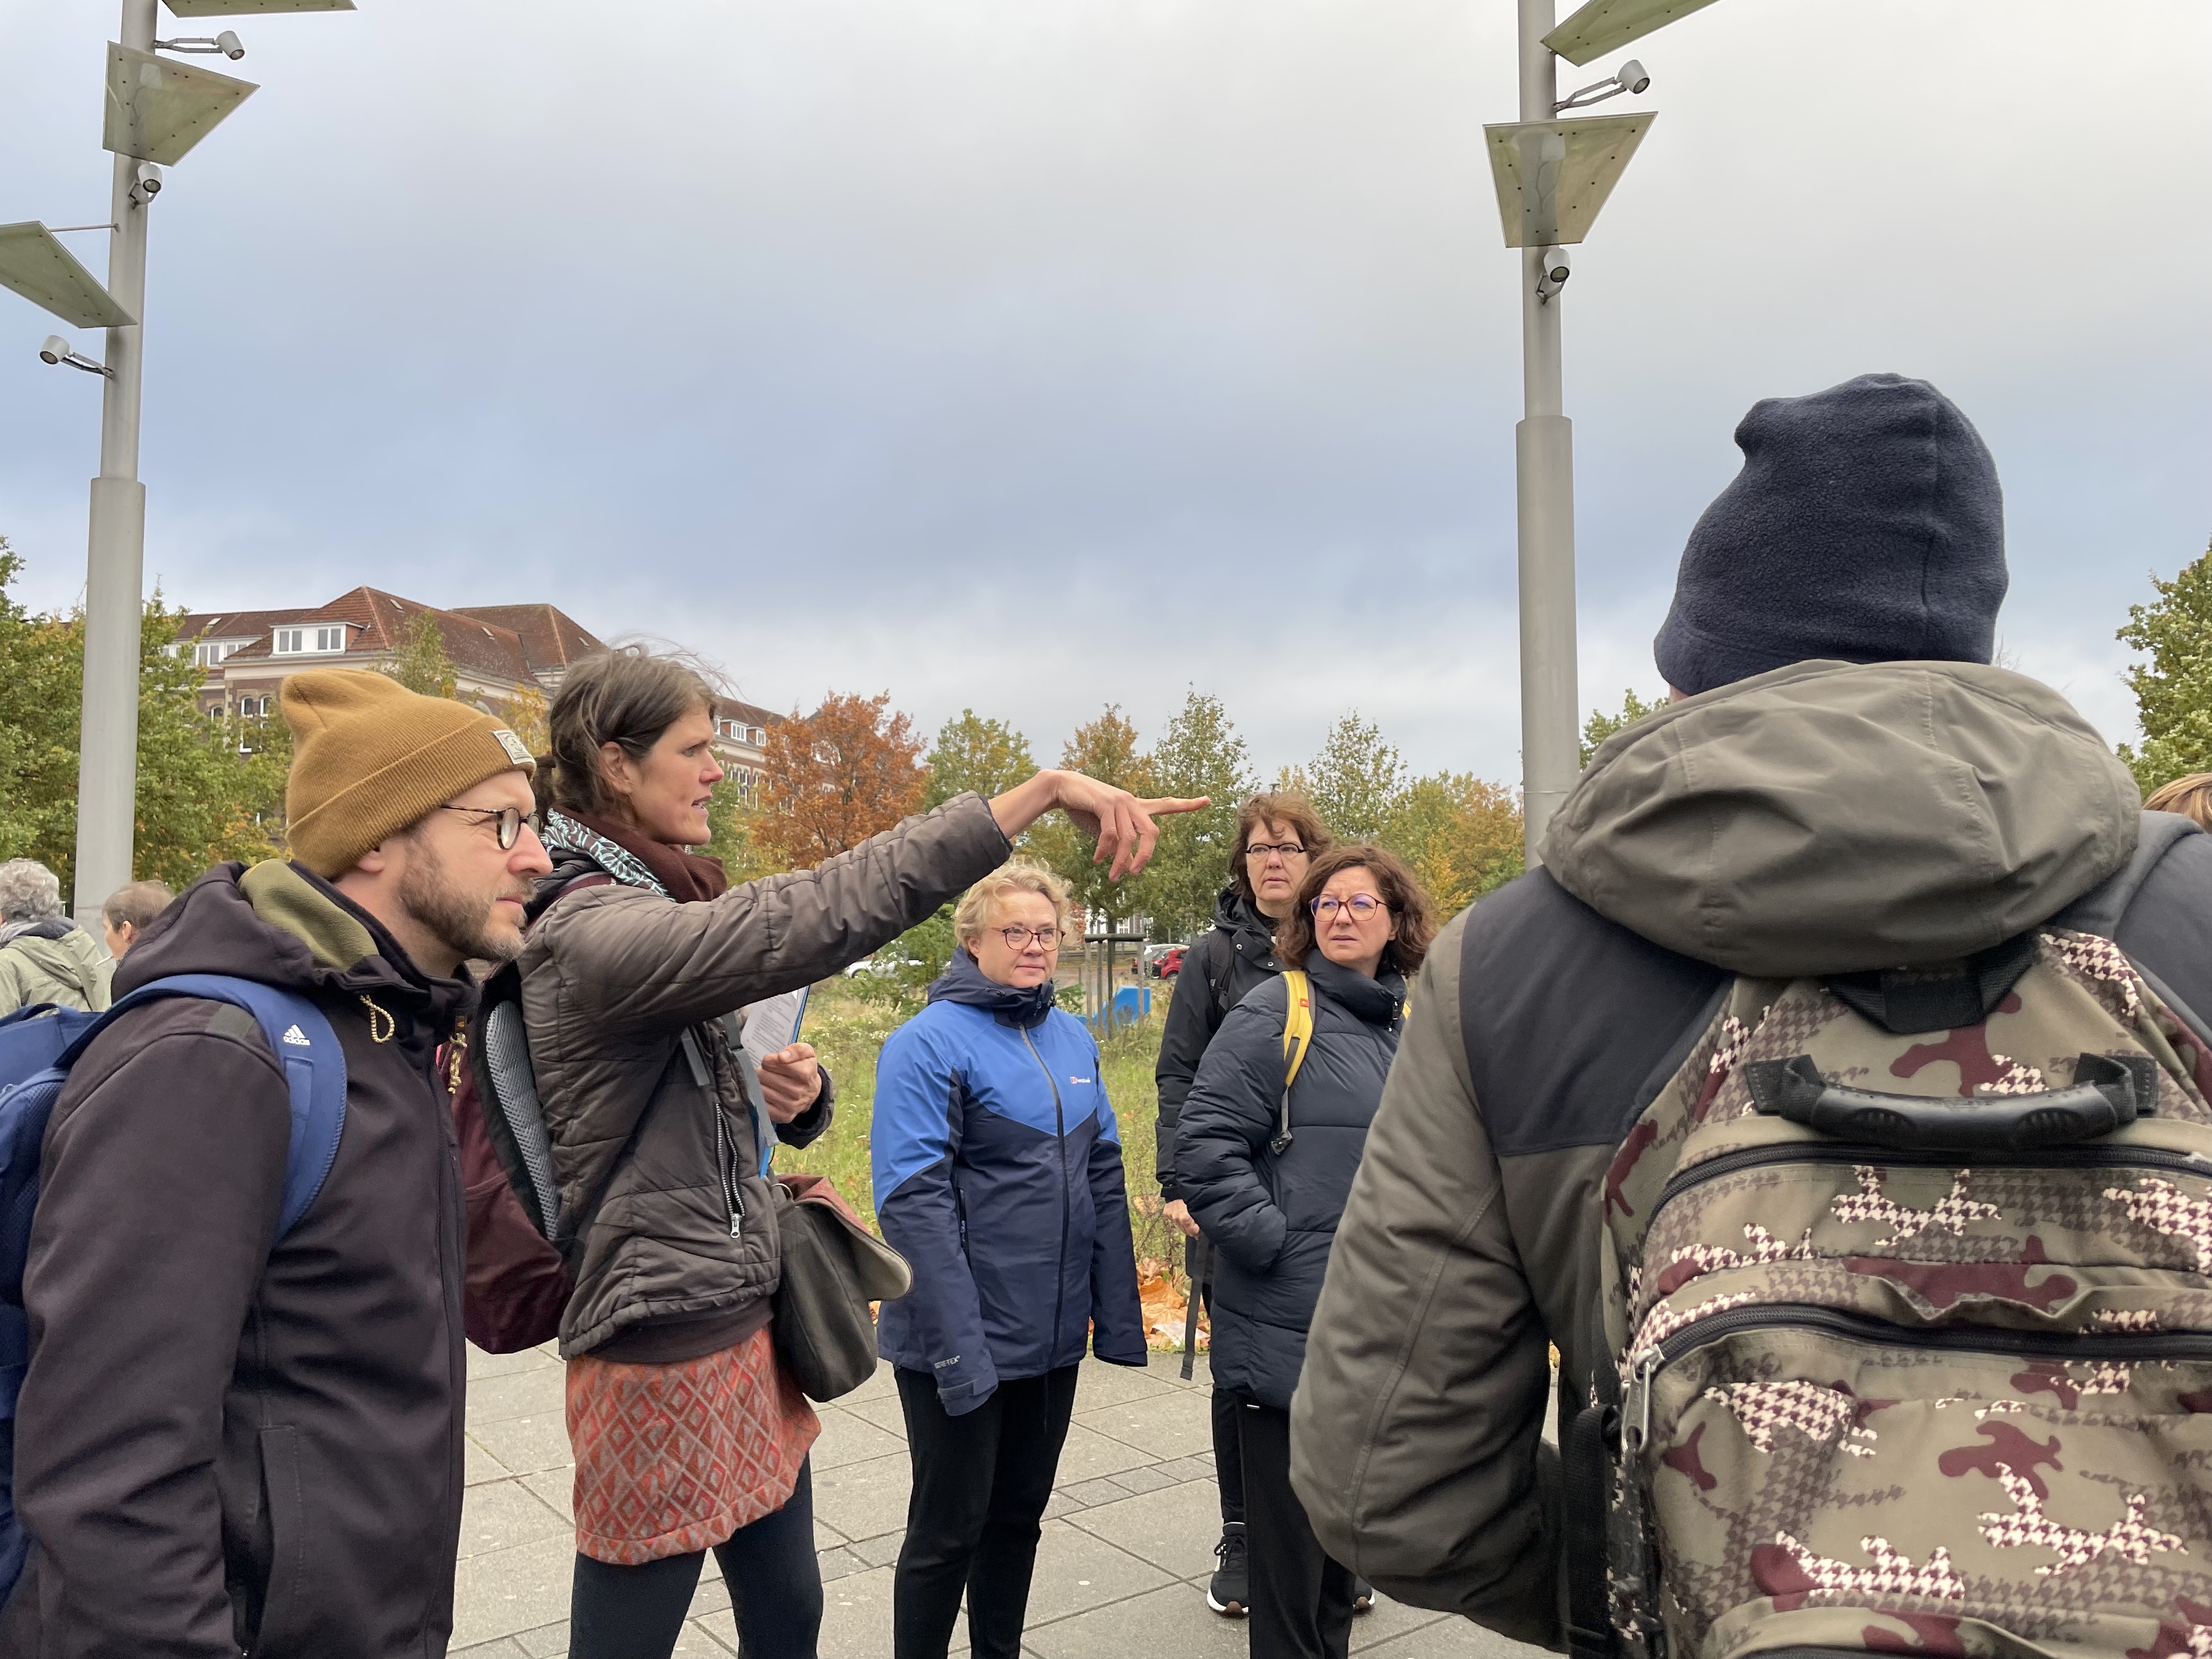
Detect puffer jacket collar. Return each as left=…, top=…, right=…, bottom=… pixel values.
left=1304, top=954, right=1407, bottom=1028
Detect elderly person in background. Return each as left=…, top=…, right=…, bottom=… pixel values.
left=2147, top=772, right=2212, bottom=833
left=100, top=879, right=174, bottom=962
left=872, top=860, right=1147, bottom=1659
left=1154, top=791, right=1336, bottom=1618
left=0, top=859, right=112, bottom=1016
left=1177, top=845, right=1437, bottom=1659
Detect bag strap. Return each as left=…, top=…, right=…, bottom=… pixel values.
left=71, top=975, right=347, bottom=1239
left=1271, top=972, right=1314, bottom=1155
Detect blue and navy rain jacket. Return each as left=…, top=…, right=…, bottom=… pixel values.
left=872, top=953, right=1147, bottom=1415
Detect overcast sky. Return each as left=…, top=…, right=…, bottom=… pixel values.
left=3, top=1, right=2207, bottom=784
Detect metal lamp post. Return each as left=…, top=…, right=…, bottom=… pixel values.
left=0, top=0, right=352, bottom=920
left=1490, top=0, right=1709, bottom=861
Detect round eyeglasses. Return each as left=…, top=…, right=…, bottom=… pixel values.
left=438, top=804, right=526, bottom=850
left=1310, top=894, right=1386, bottom=920
left=998, top=926, right=1062, bottom=951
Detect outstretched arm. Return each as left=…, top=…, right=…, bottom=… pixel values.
left=989, top=770, right=1208, bottom=882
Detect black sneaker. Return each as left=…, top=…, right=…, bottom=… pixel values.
left=1352, top=1575, right=1375, bottom=1613
left=1208, top=1522, right=1249, bottom=1616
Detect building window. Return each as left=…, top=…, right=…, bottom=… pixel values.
left=273, top=628, right=304, bottom=654
left=194, top=640, right=238, bottom=668
left=273, top=626, right=345, bottom=655
left=315, top=625, right=347, bottom=652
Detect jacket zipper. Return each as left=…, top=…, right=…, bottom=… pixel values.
left=1021, top=1026, right=1071, bottom=1361
left=685, top=1026, right=744, bottom=1239
left=1652, top=1139, right=2212, bottom=1223
left=1622, top=1301, right=2212, bottom=1452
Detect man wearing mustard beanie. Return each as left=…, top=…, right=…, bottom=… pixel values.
left=3, top=670, right=551, bottom=1659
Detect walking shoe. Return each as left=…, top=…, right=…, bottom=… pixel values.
left=1207, top=1522, right=1249, bottom=1616
left=1352, top=1575, right=1375, bottom=1613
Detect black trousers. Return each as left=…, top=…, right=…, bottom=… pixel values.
left=1192, top=1238, right=1246, bottom=1525
left=893, top=1365, right=1080, bottom=1659
left=568, top=1459, right=822, bottom=1659
left=1237, top=1398, right=1355, bottom=1659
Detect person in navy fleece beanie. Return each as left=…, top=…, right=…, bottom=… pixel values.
left=1653, top=372, right=2008, bottom=697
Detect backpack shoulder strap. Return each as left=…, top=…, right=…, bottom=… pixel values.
left=101, top=975, right=347, bottom=1239
left=1280, top=970, right=1313, bottom=1090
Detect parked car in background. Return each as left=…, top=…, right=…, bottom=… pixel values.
left=1147, top=943, right=1188, bottom=979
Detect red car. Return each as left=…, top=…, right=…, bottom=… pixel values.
left=1150, top=944, right=1188, bottom=979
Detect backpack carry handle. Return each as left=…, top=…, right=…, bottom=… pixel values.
left=1746, top=1052, right=2158, bottom=1152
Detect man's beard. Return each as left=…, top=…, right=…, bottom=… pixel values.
left=397, top=842, right=527, bottom=967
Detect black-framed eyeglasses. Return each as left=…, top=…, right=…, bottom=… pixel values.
left=1310, top=894, right=1386, bottom=920
left=998, top=925, right=1062, bottom=951
left=438, top=804, right=526, bottom=850
left=1245, top=842, right=1307, bottom=861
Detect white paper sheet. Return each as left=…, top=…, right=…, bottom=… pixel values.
left=738, top=987, right=808, bottom=1067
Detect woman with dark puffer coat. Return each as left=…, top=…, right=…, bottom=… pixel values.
left=1176, top=845, right=1437, bottom=1659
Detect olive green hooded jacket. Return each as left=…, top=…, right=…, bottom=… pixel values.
left=0, top=920, right=112, bottom=1016
left=1289, top=661, right=2212, bottom=1646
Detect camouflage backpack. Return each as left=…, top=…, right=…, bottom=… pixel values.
left=1573, top=913, right=2212, bottom=1659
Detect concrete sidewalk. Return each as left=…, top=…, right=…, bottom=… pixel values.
left=455, top=1341, right=1546, bottom=1659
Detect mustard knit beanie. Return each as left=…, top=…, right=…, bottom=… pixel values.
left=281, top=670, right=537, bottom=879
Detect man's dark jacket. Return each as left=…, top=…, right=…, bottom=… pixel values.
left=1154, top=884, right=1282, bottom=1200
left=1290, top=661, right=2212, bottom=1648
left=1177, top=956, right=1405, bottom=1409
left=0, top=861, right=473, bottom=1659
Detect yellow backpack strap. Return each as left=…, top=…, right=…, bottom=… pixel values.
left=1273, top=972, right=1313, bottom=1154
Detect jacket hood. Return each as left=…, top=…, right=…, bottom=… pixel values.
left=120, top=859, right=475, bottom=1028
left=1541, top=659, right=2141, bottom=978
left=0, top=923, right=106, bottom=995
left=1305, top=955, right=1407, bottom=1026
left=927, top=946, right=1056, bottom=1028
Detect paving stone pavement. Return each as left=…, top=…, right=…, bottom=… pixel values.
left=455, top=1342, right=1550, bottom=1658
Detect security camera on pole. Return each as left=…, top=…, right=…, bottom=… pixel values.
left=0, top=0, right=353, bottom=922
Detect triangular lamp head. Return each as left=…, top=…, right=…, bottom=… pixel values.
left=1482, top=113, right=1655, bottom=247
left=0, top=224, right=137, bottom=329
left=104, top=43, right=258, bottom=165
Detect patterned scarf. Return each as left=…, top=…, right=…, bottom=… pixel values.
left=539, top=809, right=729, bottom=904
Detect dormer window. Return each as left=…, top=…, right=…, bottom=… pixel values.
left=274, top=625, right=349, bottom=654
left=193, top=640, right=239, bottom=667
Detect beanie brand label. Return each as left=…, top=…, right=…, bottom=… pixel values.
left=492, top=728, right=534, bottom=768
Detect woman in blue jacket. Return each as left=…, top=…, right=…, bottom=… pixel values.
left=1176, top=845, right=1437, bottom=1659
left=872, top=861, right=1147, bottom=1659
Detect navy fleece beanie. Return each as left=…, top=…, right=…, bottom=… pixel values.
left=1653, top=373, right=2007, bottom=697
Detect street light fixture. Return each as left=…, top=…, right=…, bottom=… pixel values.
left=1555, top=58, right=1649, bottom=112
left=1543, top=0, right=1722, bottom=66
left=0, top=0, right=351, bottom=921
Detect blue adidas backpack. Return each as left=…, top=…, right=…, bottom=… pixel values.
left=0, top=975, right=347, bottom=1603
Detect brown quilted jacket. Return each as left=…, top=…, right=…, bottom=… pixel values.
left=518, top=794, right=1010, bottom=1359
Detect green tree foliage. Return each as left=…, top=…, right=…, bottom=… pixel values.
left=1282, top=712, right=1403, bottom=842
left=1141, top=689, right=1254, bottom=940
left=2117, top=543, right=2212, bottom=795
left=922, top=709, right=1035, bottom=810
left=702, top=774, right=789, bottom=884
left=1381, top=773, right=1523, bottom=916
left=0, top=541, right=290, bottom=895
left=385, top=611, right=458, bottom=699
left=1580, top=687, right=1666, bottom=769
left=1032, top=704, right=1155, bottom=928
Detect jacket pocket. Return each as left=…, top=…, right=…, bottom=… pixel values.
left=249, top=1424, right=310, bottom=1656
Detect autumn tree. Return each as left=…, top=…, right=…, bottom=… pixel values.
left=383, top=610, right=458, bottom=700
left=1032, top=704, right=1155, bottom=931
left=754, top=691, right=926, bottom=867
left=0, top=541, right=289, bottom=894
left=1142, top=689, right=1254, bottom=939
left=1281, top=712, right=1403, bottom=842
left=1383, top=773, right=1523, bottom=916
left=2117, top=542, right=2212, bottom=794
left=496, top=684, right=549, bottom=759
left=1580, top=687, right=1666, bottom=768
left=922, top=709, right=1035, bottom=810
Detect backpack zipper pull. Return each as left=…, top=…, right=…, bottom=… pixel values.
left=1621, top=1347, right=1662, bottom=1453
